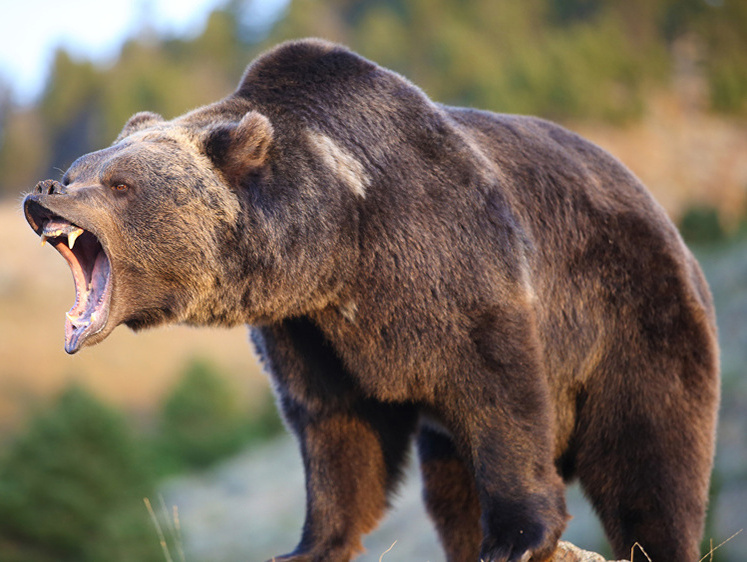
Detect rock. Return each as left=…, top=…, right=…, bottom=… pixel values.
left=549, top=541, right=624, bottom=561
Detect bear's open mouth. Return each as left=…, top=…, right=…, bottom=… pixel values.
left=24, top=201, right=112, bottom=354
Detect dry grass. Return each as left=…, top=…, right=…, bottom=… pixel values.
left=574, top=92, right=747, bottom=229
left=697, top=530, right=744, bottom=562
left=145, top=496, right=187, bottom=562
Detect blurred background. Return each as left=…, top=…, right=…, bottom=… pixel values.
left=0, top=0, right=745, bottom=560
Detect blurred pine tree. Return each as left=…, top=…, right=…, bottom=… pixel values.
left=0, top=0, right=745, bottom=198
left=153, top=358, right=283, bottom=474
left=0, top=385, right=162, bottom=562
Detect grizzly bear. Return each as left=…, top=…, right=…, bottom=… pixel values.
left=24, top=39, right=719, bottom=562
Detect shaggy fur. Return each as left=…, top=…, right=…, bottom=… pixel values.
left=24, top=39, right=719, bottom=562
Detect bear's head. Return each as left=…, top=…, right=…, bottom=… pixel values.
left=23, top=95, right=361, bottom=353
left=23, top=39, right=448, bottom=353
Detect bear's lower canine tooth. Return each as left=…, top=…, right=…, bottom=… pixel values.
left=66, top=311, right=90, bottom=328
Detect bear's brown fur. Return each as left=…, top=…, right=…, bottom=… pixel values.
left=24, top=39, right=719, bottom=562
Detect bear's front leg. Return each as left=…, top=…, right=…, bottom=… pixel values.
left=461, top=406, right=568, bottom=562
left=442, top=307, right=568, bottom=562
left=271, top=399, right=417, bottom=562
left=252, top=320, right=417, bottom=562
left=429, top=403, right=567, bottom=562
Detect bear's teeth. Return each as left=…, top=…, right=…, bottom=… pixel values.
left=67, top=227, right=84, bottom=249
left=39, top=224, right=84, bottom=248
left=66, top=311, right=90, bottom=328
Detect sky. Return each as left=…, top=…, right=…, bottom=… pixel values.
left=0, top=0, right=287, bottom=105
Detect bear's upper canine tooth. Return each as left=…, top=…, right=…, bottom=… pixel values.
left=67, top=227, right=84, bottom=249
left=41, top=234, right=48, bottom=246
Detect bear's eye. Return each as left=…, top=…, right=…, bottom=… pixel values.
left=111, top=183, right=129, bottom=192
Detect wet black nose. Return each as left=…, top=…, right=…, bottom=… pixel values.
left=34, top=179, right=67, bottom=195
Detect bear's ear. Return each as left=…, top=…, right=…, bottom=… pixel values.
left=205, top=111, right=274, bottom=183
left=116, top=111, right=164, bottom=142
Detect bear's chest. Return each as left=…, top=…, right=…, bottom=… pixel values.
left=313, top=301, right=475, bottom=403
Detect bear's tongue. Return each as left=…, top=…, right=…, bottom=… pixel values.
left=41, top=219, right=112, bottom=353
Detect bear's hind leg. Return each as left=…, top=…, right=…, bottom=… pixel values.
left=574, top=364, right=718, bottom=562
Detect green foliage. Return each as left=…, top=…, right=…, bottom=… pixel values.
left=0, top=385, right=162, bottom=562
left=550, top=0, right=604, bottom=24
left=336, top=0, right=662, bottom=122
left=0, top=368, right=284, bottom=561
left=152, top=358, right=283, bottom=474
left=679, top=205, right=727, bottom=244
left=0, top=108, right=49, bottom=192
left=1, top=0, right=746, bottom=198
left=710, top=57, right=747, bottom=114
left=694, top=0, right=747, bottom=114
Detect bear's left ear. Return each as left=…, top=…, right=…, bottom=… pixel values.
left=115, top=111, right=164, bottom=142
left=205, top=111, right=274, bottom=183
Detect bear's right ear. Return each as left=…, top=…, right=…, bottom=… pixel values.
left=205, top=111, right=274, bottom=184
left=115, top=111, right=164, bottom=142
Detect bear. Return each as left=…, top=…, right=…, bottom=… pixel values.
left=23, top=39, right=719, bottom=562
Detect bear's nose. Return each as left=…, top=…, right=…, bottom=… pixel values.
left=34, top=179, right=67, bottom=195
